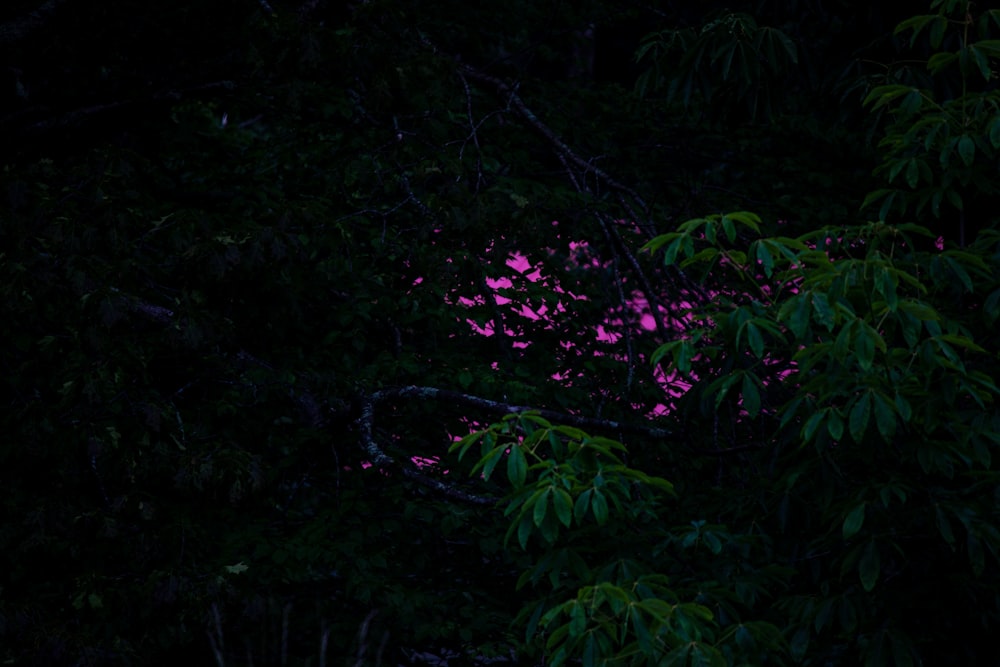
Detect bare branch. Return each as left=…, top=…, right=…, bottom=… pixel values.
left=357, top=389, right=498, bottom=506
left=457, top=64, right=651, bottom=220
left=367, top=385, right=674, bottom=439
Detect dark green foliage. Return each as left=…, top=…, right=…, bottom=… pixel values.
left=1, top=0, right=999, bottom=665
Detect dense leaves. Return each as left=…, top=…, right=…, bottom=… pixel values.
left=1, top=0, right=999, bottom=665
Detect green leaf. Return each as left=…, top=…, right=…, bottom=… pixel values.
left=942, top=256, right=974, bottom=293
left=755, top=241, right=774, bottom=277
left=849, top=392, right=872, bottom=443
left=574, top=488, right=592, bottom=523
left=477, top=445, right=506, bottom=481
left=873, top=392, right=896, bottom=440
left=843, top=502, right=866, bottom=540
left=859, top=539, right=880, bottom=591
left=553, top=489, right=573, bottom=528
left=721, top=215, right=737, bottom=243
left=969, top=44, right=993, bottom=81
left=898, top=300, right=940, bottom=321
left=874, top=267, right=898, bottom=310
left=539, top=509, right=560, bottom=544
left=790, top=628, right=810, bottom=662
left=935, top=505, right=956, bottom=546
left=450, top=429, right=484, bottom=459
left=631, top=608, right=654, bottom=654
left=888, top=158, right=907, bottom=184
left=894, top=392, right=913, bottom=422
left=534, top=488, right=551, bottom=527
left=827, top=409, right=844, bottom=441
left=650, top=340, right=679, bottom=368
left=517, top=514, right=533, bottom=549
left=745, top=321, right=764, bottom=358
left=507, top=444, right=527, bottom=486
left=710, top=372, right=743, bottom=411
left=928, top=51, right=959, bottom=74
left=957, top=135, right=976, bottom=166
left=569, top=601, right=587, bottom=637
left=811, top=292, right=835, bottom=330
left=990, top=117, right=1000, bottom=149
left=802, top=410, right=824, bottom=443
left=905, top=158, right=920, bottom=189
left=863, top=84, right=914, bottom=110
left=590, top=490, right=609, bottom=526
left=856, top=323, right=875, bottom=371
left=742, top=372, right=761, bottom=418
left=893, top=14, right=937, bottom=46
left=779, top=294, right=811, bottom=339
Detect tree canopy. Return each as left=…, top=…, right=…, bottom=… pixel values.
left=2, top=0, right=999, bottom=665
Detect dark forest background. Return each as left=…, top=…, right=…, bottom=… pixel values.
left=2, top=1, right=1000, bottom=665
